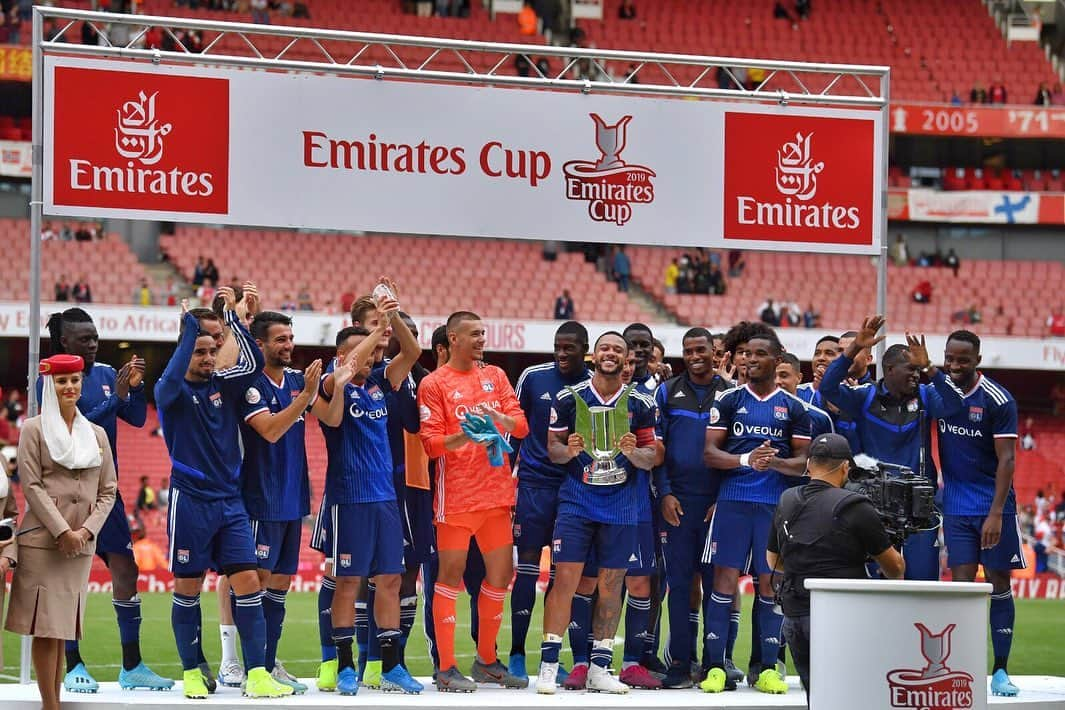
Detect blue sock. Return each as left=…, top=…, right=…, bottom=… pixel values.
left=704, top=592, right=732, bottom=669
left=233, top=592, right=267, bottom=672
left=510, top=562, right=539, bottom=657
left=623, top=595, right=651, bottom=663
left=688, top=609, right=700, bottom=666
left=366, top=583, right=380, bottom=663
left=749, top=594, right=763, bottom=667
left=172, top=593, right=202, bottom=672
left=590, top=640, right=613, bottom=670
left=262, top=588, right=287, bottom=672
left=319, top=578, right=337, bottom=662
left=727, top=611, right=740, bottom=661
left=114, top=596, right=143, bottom=671
left=757, top=596, right=783, bottom=672
left=355, top=600, right=369, bottom=676
left=569, top=593, right=592, bottom=664
left=541, top=636, right=562, bottom=665
left=990, top=590, right=1015, bottom=672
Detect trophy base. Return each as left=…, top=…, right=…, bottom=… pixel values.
left=582, top=463, right=628, bottom=486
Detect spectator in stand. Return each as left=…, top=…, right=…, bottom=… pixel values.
left=988, top=80, right=1008, bottom=105
left=196, top=277, right=216, bottom=307
left=339, top=287, right=356, bottom=315
left=1035, top=489, right=1049, bottom=519
left=759, top=298, right=780, bottom=326
left=518, top=1, right=538, bottom=35
left=950, top=90, right=963, bottom=106
left=553, top=289, right=574, bottom=320
left=203, top=258, right=219, bottom=285
left=613, top=245, right=631, bottom=292
left=911, top=280, right=932, bottom=304
left=1035, top=82, right=1053, bottom=106
left=1045, top=305, right=1065, bottom=337
left=43, top=18, right=63, bottom=42
left=297, top=285, right=314, bottom=311
left=1052, top=83, right=1065, bottom=106
left=773, top=1, right=794, bottom=22
left=727, top=249, right=746, bottom=277
left=72, top=275, right=92, bottom=304
left=5, top=389, right=23, bottom=427
left=795, top=0, right=810, bottom=19
left=707, top=261, right=726, bottom=295
left=164, top=278, right=180, bottom=307
left=250, top=0, right=270, bottom=24
left=889, top=233, right=908, bottom=266
left=40, top=222, right=57, bottom=241
left=280, top=294, right=297, bottom=312
left=1021, top=418, right=1036, bottom=451
left=944, top=248, right=960, bottom=276
left=1052, top=378, right=1065, bottom=417
left=618, top=0, right=636, bottom=20
left=1033, top=515, right=1052, bottom=572
left=135, top=278, right=153, bottom=307
left=144, top=25, right=162, bottom=49
left=0, top=402, right=13, bottom=446
left=664, top=258, right=679, bottom=295
left=74, top=223, right=92, bottom=241
left=132, top=524, right=167, bottom=572
left=158, top=477, right=170, bottom=510
left=970, top=84, right=988, bottom=104
left=54, top=275, right=71, bottom=303
left=136, top=475, right=157, bottom=515
left=192, top=256, right=206, bottom=287
left=321, top=299, right=338, bottom=315
left=802, top=304, right=820, bottom=328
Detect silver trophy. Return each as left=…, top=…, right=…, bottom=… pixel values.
left=582, top=405, right=628, bottom=486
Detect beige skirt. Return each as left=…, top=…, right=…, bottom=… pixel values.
left=4, top=547, right=92, bottom=640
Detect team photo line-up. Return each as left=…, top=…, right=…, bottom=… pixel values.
left=2, top=277, right=1022, bottom=705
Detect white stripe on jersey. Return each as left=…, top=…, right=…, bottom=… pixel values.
left=167, top=488, right=179, bottom=572
left=979, top=377, right=1009, bottom=406
left=515, top=362, right=555, bottom=400
left=781, top=390, right=835, bottom=433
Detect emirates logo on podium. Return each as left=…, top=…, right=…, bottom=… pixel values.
left=886, top=623, right=974, bottom=709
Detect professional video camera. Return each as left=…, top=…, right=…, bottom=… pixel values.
left=844, top=455, right=939, bottom=546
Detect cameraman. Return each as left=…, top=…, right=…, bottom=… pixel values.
left=767, top=434, right=904, bottom=702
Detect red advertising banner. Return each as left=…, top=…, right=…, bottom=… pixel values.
left=890, top=103, right=1065, bottom=139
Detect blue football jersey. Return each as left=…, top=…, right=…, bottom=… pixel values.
left=549, top=381, right=658, bottom=525
left=708, top=385, right=812, bottom=505
left=156, top=310, right=264, bottom=500
left=238, top=368, right=313, bottom=521
left=514, top=362, right=591, bottom=489
left=320, top=369, right=395, bottom=505
left=653, top=375, right=728, bottom=501
left=937, top=375, right=1018, bottom=516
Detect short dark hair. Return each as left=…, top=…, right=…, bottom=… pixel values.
left=882, top=343, right=910, bottom=369
left=431, top=325, right=449, bottom=352
left=181, top=307, right=220, bottom=337
left=446, top=311, right=481, bottom=333
left=840, top=330, right=859, bottom=340
left=555, top=320, right=589, bottom=345
left=652, top=338, right=665, bottom=354
left=350, top=296, right=376, bottom=326
left=946, top=329, right=981, bottom=353
left=250, top=311, right=292, bottom=341
left=594, top=330, right=629, bottom=352
left=46, top=307, right=93, bottom=353
left=336, top=325, right=370, bottom=348
left=623, top=322, right=653, bottom=341
left=683, top=327, right=713, bottom=342
left=211, top=284, right=244, bottom=318
left=815, top=335, right=840, bottom=348
left=779, top=353, right=801, bottom=371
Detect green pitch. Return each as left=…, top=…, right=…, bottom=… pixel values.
left=1, top=593, right=1062, bottom=682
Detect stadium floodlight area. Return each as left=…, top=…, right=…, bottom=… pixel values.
left=17, top=4, right=899, bottom=692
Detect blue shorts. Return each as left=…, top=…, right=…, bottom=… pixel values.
left=514, top=485, right=560, bottom=552
left=167, top=491, right=256, bottom=577
left=703, top=500, right=775, bottom=576
left=330, top=501, right=405, bottom=578
left=402, top=486, right=436, bottom=566
left=944, top=514, right=1025, bottom=571
left=310, top=494, right=331, bottom=556
left=96, top=490, right=134, bottom=559
left=251, top=519, right=302, bottom=575
left=553, top=511, right=636, bottom=572
left=903, top=528, right=941, bottom=581
left=626, top=520, right=657, bottom=577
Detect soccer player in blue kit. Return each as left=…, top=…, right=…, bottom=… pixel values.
left=317, top=287, right=423, bottom=696
left=536, top=331, right=663, bottom=695
left=238, top=311, right=332, bottom=694
left=820, top=316, right=965, bottom=582
left=938, top=330, right=1022, bottom=698
left=506, top=321, right=590, bottom=682
left=43, top=308, right=173, bottom=693
left=157, top=287, right=293, bottom=699
left=700, top=328, right=811, bottom=695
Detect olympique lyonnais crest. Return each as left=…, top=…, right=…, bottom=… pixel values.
left=177, top=549, right=190, bottom=564
left=339, top=554, right=352, bottom=569
left=969, top=406, right=984, bottom=422
left=773, top=405, right=789, bottom=421
left=562, top=113, right=656, bottom=226
left=255, top=544, right=270, bottom=560
left=885, top=623, right=973, bottom=709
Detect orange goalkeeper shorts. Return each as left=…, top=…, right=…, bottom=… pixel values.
left=435, top=506, right=513, bottom=554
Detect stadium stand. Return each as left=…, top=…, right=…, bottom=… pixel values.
left=160, top=227, right=656, bottom=322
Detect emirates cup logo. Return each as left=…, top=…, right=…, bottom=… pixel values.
left=563, top=113, right=656, bottom=226
left=775, top=132, right=823, bottom=201
left=115, top=91, right=172, bottom=166
left=886, top=623, right=974, bottom=709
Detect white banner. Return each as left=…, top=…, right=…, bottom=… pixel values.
left=0, top=139, right=31, bottom=178
left=2, top=301, right=1059, bottom=370
left=907, top=189, right=1041, bottom=224
left=43, top=56, right=884, bottom=255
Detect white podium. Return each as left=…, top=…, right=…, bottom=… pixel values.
left=806, top=579, right=991, bottom=710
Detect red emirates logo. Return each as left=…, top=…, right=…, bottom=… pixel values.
left=723, top=112, right=873, bottom=247
left=51, top=67, right=229, bottom=214
left=886, top=623, right=974, bottom=709
left=563, top=114, right=655, bottom=226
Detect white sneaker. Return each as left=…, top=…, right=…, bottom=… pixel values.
left=587, top=664, right=629, bottom=694
left=218, top=659, right=246, bottom=688
left=536, top=663, right=558, bottom=695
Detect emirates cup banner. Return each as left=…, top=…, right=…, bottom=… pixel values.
left=43, top=56, right=884, bottom=255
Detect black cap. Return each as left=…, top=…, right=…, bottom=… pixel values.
left=808, top=433, right=854, bottom=463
